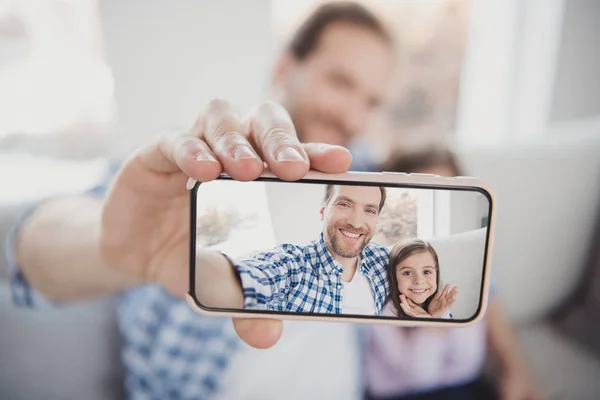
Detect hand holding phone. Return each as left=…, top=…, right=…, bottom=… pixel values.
left=187, top=171, right=494, bottom=327
left=97, top=98, right=352, bottom=350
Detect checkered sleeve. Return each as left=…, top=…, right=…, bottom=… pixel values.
left=3, top=162, right=121, bottom=308
left=233, top=244, right=302, bottom=309
left=4, top=202, right=57, bottom=308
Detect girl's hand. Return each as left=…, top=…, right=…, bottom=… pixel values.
left=400, top=294, right=432, bottom=318
left=427, top=284, right=459, bottom=318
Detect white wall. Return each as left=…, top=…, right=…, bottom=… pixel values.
left=266, top=181, right=325, bottom=246
left=448, top=191, right=487, bottom=234
left=455, top=0, right=566, bottom=145
left=97, top=0, right=273, bottom=157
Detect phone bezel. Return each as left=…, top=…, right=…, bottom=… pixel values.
left=187, top=170, right=495, bottom=327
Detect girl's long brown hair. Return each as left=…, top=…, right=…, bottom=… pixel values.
left=387, top=239, right=441, bottom=318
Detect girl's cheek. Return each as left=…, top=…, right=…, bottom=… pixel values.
left=397, top=277, right=408, bottom=292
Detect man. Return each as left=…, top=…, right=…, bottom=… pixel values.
left=197, top=184, right=390, bottom=315
left=6, top=3, right=396, bottom=399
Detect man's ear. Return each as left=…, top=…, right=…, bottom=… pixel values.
left=319, top=206, right=325, bottom=221
left=273, top=50, right=296, bottom=87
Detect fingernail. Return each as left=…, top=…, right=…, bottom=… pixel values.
left=317, top=144, right=333, bottom=152
left=233, top=145, right=258, bottom=160
left=186, top=178, right=197, bottom=190
left=196, top=152, right=217, bottom=162
left=276, top=146, right=305, bottom=162
left=319, top=144, right=342, bottom=153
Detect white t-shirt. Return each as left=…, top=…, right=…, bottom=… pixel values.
left=215, top=321, right=363, bottom=400
left=341, top=269, right=377, bottom=316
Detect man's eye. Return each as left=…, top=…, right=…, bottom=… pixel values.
left=366, top=209, right=377, bottom=214
left=338, top=202, right=350, bottom=208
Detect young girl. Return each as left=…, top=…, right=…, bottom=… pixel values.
left=364, top=140, right=540, bottom=400
left=383, top=238, right=457, bottom=320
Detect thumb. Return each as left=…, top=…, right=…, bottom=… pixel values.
left=232, top=318, right=283, bottom=349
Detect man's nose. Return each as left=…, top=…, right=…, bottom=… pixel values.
left=342, top=100, right=369, bottom=137
left=347, top=210, right=366, bottom=229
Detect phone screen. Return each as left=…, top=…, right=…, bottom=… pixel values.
left=190, top=176, right=492, bottom=323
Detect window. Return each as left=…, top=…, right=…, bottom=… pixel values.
left=0, top=0, right=113, bottom=157
left=372, top=188, right=438, bottom=246
left=196, top=181, right=277, bottom=259
left=371, top=188, right=487, bottom=247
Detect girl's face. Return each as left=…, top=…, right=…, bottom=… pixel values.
left=395, top=251, right=438, bottom=305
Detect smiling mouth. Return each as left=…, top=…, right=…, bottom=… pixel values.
left=409, top=289, right=429, bottom=295
left=340, top=229, right=363, bottom=240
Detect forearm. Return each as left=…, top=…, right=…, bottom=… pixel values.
left=15, top=196, right=143, bottom=302
left=193, top=249, right=244, bottom=309
left=486, top=298, right=529, bottom=371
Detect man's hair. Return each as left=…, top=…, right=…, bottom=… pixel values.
left=289, top=1, right=393, bottom=61
left=322, top=184, right=387, bottom=212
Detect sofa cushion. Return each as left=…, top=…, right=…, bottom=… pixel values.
left=554, top=182, right=600, bottom=358
left=457, top=132, right=600, bottom=323
left=426, top=228, right=487, bottom=320
left=0, top=283, right=125, bottom=400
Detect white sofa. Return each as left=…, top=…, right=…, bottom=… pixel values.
left=2, top=125, right=600, bottom=399
left=456, top=125, right=600, bottom=399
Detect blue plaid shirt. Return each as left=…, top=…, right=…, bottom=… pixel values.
left=235, top=235, right=390, bottom=315
left=4, top=163, right=243, bottom=400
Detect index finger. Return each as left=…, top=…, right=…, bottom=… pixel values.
left=442, top=283, right=451, bottom=297
left=201, top=99, right=265, bottom=181
left=245, top=102, right=310, bottom=181
left=137, top=130, right=223, bottom=185
left=400, top=302, right=414, bottom=316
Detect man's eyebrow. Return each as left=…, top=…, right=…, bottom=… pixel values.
left=334, top=196, right=355, bottom=204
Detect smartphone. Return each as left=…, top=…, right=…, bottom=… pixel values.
left=186, top=170, right=494, bottom=327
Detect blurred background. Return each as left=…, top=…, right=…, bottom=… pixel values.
left=1, top=0, right=600, bottom=399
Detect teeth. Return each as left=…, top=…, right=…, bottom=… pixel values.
left=341, top=230, right=360, bottom=238
left=411, top=289, right=427, bottom=294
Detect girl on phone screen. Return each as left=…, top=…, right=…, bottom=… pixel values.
left=383, top=238, right=457, bottom=319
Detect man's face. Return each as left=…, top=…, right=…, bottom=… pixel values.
left=278, top=23, right=394, bottom=146
left=320, top=185, right=382, bottom=258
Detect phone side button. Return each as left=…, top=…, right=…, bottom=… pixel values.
left=409, top=173, right=438, bottom=177
left=381, top=171, right=408, bottom=175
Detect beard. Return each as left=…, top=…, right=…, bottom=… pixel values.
left=326, top=222, right=373, bottom=258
